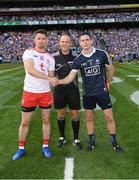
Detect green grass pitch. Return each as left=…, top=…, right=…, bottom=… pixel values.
left=0, top=63, right=139, bottom=179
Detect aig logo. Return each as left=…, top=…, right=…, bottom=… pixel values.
left=84, top=65, right=100, bottom=76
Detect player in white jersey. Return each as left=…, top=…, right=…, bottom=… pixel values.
left=23, top=47, right=55, bottom=93
left=12, top=29, right=56, bottom=160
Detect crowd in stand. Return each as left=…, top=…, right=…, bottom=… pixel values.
left=0, top=12, right=139, bottom=22
left=0, top=28, right=139, bottom=62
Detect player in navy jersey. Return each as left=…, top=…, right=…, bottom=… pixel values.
left=53, top=35, right=82, bottom=150
left=57, top=33, right=123, bottom=153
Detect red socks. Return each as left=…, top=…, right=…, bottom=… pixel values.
left=43, top=139, right=49, bottom=147
left=18, top=139, right=49, bottom=149
left=19, top=140, right=25, bottom=149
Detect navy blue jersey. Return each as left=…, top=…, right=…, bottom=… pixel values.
left=72, top=48, right=112, bottom=96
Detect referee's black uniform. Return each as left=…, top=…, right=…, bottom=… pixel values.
left=53, top=50, right=80, bottom=110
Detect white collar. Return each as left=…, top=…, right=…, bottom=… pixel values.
left=82, top=47, right=96, bottom=57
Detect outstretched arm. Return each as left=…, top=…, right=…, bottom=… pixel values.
left=58, top=70, right=77, bottom=85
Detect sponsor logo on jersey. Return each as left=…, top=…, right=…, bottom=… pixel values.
left=57, top=64, right=63, bottom=67
left=84, top=65, right=100, bottom=76
left=68, top=61, right=73, bottom=64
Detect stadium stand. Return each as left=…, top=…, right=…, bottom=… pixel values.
left=0, top=0, right=139, bottom=63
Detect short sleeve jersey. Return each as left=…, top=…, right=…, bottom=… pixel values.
left=22, top=48, right=55, bottom=93
left=53, top=50, right=78, bottom=88
left=72, top=48, right=112, bottom=96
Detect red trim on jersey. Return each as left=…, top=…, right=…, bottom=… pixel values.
left=27, top=48, right=47, bottom=53
left=34, top=48, right=47, bottom=54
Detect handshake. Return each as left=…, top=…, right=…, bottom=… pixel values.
left=49, top=77, right=59, bottom=87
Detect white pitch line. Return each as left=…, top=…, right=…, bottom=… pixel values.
left=0, top=66, right=23, bottom=74
left=130, top=91, right=139, bottom=106
left=0, top=105, right=17, bottom=110
left=127, top=75, right=139, bottom=77
left=111, top=76, right=124, bottom=83
left=64, top=157, right=74, bottom=180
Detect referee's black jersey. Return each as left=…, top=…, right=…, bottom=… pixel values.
left=72, top=48, right=112, bottom=96
left=53, top=49, right=78, bottom=88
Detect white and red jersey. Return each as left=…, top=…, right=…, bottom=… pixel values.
left=22, top=48, right=55, bottom=93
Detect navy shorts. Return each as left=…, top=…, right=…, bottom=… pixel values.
left=83, top=92, right=112, bottom=110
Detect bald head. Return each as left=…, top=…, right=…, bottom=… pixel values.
left=60, top=34, right=71, bottom=41
left=59, top=35, right=72, bottom=54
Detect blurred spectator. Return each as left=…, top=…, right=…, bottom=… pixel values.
left=0, top=11, right=139, bottom=22
left=0, top=28, right=139, bottom=62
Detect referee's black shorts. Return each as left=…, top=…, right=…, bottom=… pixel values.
left=53, top=85, right=81, bottom=110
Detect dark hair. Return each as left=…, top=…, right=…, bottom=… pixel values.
left=34, top=29, right=47, bottom=37
left=79, top=32, right=92, bottom=39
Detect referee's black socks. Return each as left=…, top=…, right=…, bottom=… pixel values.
left=57, top=118, right=65, bottom=138
left=72, top=119, right=80, bottom=140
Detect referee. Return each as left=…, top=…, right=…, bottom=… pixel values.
left=53, top=34, right=82, bottom=150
